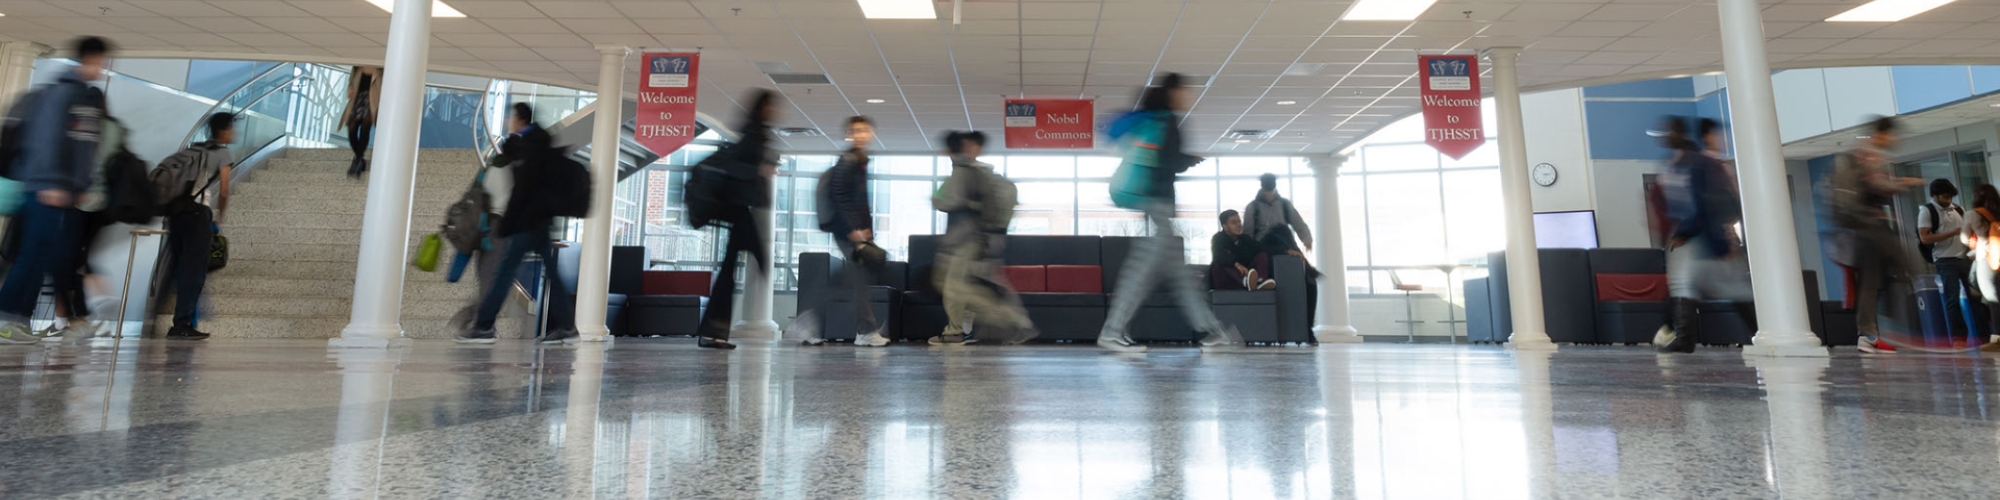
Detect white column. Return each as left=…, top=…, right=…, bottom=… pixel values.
left=1719, top=0, right=1828, bottom=357
left=732, top=193, right=780, bottom=339
left=1309, top=154, right=1361, bottom=343
left=1485, top=47, right=1556, bottom=350
left=327, top=347, right=403, bottom=498
left=334, top=0, right=431, bottom=348
left=561, top=343, right=607, bottom=496
left=0, top=41, right=49, bottom=108
left=574, top=46, right=628, bottom=343
left=1747, top=356, right=1833, bottom=498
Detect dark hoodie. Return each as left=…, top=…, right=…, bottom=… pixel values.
left=496, top=124, right=557, bottom=236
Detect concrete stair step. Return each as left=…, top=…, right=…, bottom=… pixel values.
left=233, top=184, right=464, bottom=202
left=227, top=197, right=448, bottom=218
left=227, top=242, right=359, bottom=262
left=214, top=260, right=359, bottom=279
left=224, top=225, right=437, bottom=245
left=226, top=210, right=360, bottom=229
left=201, top=294, right=476, bottom=318
left=203, top=276, right=476, bottom=299
left=153, top=315, right=533, bottom=339
left=247, top=168, right=475, bottom=186
left=285, top=148, right=480, bottom=164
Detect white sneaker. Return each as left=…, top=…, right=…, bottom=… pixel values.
left=1256, top=279, right=1278, bottom=290
left=786, top=312, right=826, bottom=346
left=854, top=327, right=891, bottom=347
left=1096, top=331, right=1146, bottom=353
left=1199, top=324, right=1245, bottom=352
left=47, top=320, right=94, bottom=344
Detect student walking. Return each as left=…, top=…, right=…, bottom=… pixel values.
left=798, top=116, right=889, bottom=346
left=0, top=37, right=114, bottom=345
left=1919, top=179, right=1979, bottom=345
left=685, top=90, right=780, bottom=350
left=341, top=66, right=383, bottom=178
left=930, top=131, right=1035, bottom=346
left=1244, top=173, right=1311, bottom=258
left=457, top=103, right=576, bottom=344
left=1653, top=118, right=1752, bottom=353
left=1831, top=117, right=1926, bottom=354
left=1097, top=73, right=1243, bottom=353
left=1961, top=184, right=2000, bottom=351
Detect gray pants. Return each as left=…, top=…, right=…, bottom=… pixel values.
left=1102, top=201, right=1223, bottom=337
left=1852, top=222, right=1916, bottom=339
left=834, top=238, right=880, bottom=335
left=1666, top=236, right=1752, bottom=302
left=936, top=236, right=1032, bottom=338
left=451, top=226, right=510, bottom=332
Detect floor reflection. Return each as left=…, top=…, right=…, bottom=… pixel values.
left=7, top=340, right=2000, bottom=498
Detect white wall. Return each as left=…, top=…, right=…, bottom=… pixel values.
left=1589, top=159, right=1669, bottom=249
left=1524, top=88, right=1595, bottom=213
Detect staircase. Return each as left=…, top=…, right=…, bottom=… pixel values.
left=154, top=148, right=532, bottom=339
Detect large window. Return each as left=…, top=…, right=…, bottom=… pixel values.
left=1339, top=101, right=1505, bottom=295
left=622, top=150, right=1312, bottom=291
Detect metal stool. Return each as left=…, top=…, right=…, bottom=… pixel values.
left=1391, top=271, right=1425, bottom=343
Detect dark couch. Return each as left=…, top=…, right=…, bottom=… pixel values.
left=798, top=251, right=906, bottom=341
left=553, top=244, right=642, bottom=336
left=623, top=269, right=710, bottom=337
left=1470, top=247, right=1832, bottom=346
left=800, top=234, right=1312, bottom=344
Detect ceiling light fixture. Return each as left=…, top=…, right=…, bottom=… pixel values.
left=1235, top=139, right=1252, bottom=143
left=363, top=0, right=466, bottom=18
left=1341, top=0, right=1438, bottom=21
left=1276, top=100, right=1297, bottom=106
left=858, top=0, right=936, bottom=19
left=1827, top=0, right=1956, bottom=22
left=866, top=98, right=886, bottom=104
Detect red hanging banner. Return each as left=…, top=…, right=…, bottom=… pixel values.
left=1003, top=98, right=1094, bottom=149
left=635, top=52, right=700, bottom=156
left=1417, top=55, right=1484, bottom=160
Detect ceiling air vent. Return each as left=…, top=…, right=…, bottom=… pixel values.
left=777, top=127, right=824, bottom=137
left=768, top=73, right=832, bottom=85
left=1225, top=129, right=1277, bottom=140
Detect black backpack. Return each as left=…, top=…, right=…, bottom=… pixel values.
left=1919, top=202, right=1964, bottom=263
left=544, top=149, right=591, bottom=217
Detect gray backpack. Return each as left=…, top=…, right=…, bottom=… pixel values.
left=442, top=169, right=493, bottom=254
left=147, top=143, right=222, bottom=212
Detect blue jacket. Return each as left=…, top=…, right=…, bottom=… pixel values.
left=12, top=72, right=106, bottom=194
left=1667, top=150, right=1741, bottom=257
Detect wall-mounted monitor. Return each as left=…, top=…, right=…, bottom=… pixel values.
left=1534, top=210, right=1600, bottom=249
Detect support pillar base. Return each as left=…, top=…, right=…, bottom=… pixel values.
left=1743, top=334, right=1829, bottom=357
left=733, top=320, right=780, bottom=340
left=328, top=337, right=413, bottom=349
left=1314, top=325, right=1363, bottom=344
left=1508, top=334, right=1558, bottom=351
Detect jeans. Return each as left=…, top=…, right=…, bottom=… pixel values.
left=697, top=206, right=767, bottom=340
left=829, top=236, right=879, bottom=336
left=1935, top=257, right=1976, bottom=339
left=1853, top=222, right=1916, bottom=339
left=166, top=205, right=215, bottom=328
left=0, top=198, right=80, bottom=322
left=475, top=231, right=572, bottom=332
left=1102, top=200, right=1223, bottom=336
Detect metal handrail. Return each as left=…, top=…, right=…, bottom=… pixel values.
left=177, top=62, right=298, bottom=147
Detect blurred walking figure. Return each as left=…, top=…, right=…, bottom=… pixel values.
left=1654, top=117, right=1753, bottom=353
left=930, top=131, right=1035, bottom=346
left=1097, top=73, right=1244, bottom=353
left=683, top=90, right=780, bottom=350
left=795, top=116, right=889, bottom=347
left=1244, top=172, right=1311, bottom=258
left=1961, top=184, right=2000, bottom=351
left=456, top=103, right=576, bottom=345
left=0, top=37, right=113, bottom=345
left=341, top=66, right=382, bottom=178
left=1830, top=116, right=1925, bottom=354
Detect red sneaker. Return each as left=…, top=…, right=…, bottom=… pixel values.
left=1858, top=338, right=1898, bottom=354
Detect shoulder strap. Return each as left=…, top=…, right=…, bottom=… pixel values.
left=1929, top=203, right=1940, bottom=229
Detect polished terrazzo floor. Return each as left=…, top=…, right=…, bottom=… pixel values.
left=3, top=339, right=1999, bottom=499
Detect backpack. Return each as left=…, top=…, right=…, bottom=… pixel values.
left=543, top=149, right=591, bottom=217
left=0, top=87, right=54, bottom=180
left=442, top=169, right=492, bottom=254
left=101, top=148, right=159, bottom=224
left=148, top=144, right=223, bottom=213
left=815, top=167, right=840, bottom=233
left=1918, top=202, right=1964, bottom=263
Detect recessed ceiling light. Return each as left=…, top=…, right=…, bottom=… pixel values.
left=1235, top=139, right=1252, bottom=143
left=1341, top=0, right=1438, bottom=21
left=858, top=0, right=936, bottom=19
left=1276, top=100, right=1297, bottom=106
left=1827, top=0, right=1956, bottom=22
left=866, top=98, right=886, bottom=104
left=363, top=0, right=466, bottom=18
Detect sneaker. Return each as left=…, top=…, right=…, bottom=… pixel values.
left=1980, top=341, right=2000, bottom=353
left=929, top=333, right=967, bottom=346
left=854, top=327, right=891, bottom=347
left=786, top=312, right=825, bottom=346
left=541, top=329, right=578, bottom=345
left=801, top=336, right=827, bottom=346
left=1654, top=326, right=1695, bottom=354
left=455, top=328, right=497, bottom=344
left=47, top=320, right=95, bottom=344
left=1096, top=331, right=1146, bottom=353
left=165, top=326, right=211, bottom=341
left=697, top=337, right=737, bottom=350
left=1256, top=279, right=1278, bottom=290
left=0, top=322, right=36, bottom=345
left=1858, top=337, right=1897, bottom=354
left=1199, top=324, right=1245, bottom=352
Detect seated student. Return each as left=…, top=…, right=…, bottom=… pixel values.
left=1211, top=210, right=1277, bottom=290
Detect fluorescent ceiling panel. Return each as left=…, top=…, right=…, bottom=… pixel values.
left=1342, top=0, right=1438, bottom=21
left=1827, top=0, right=1957, bottom=22
left=364, top=0, right=467, bottom=18
left=858, top=0, right=936, bottom=20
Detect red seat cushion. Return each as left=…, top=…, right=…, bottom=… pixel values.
left=1003, top=265, right=1048, bottom=293
left=1596, top=273, right=1667, bottom=302
left=1046, top=265, right=1103, bottom=293
left=642, top=270, right=713, bottom=296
